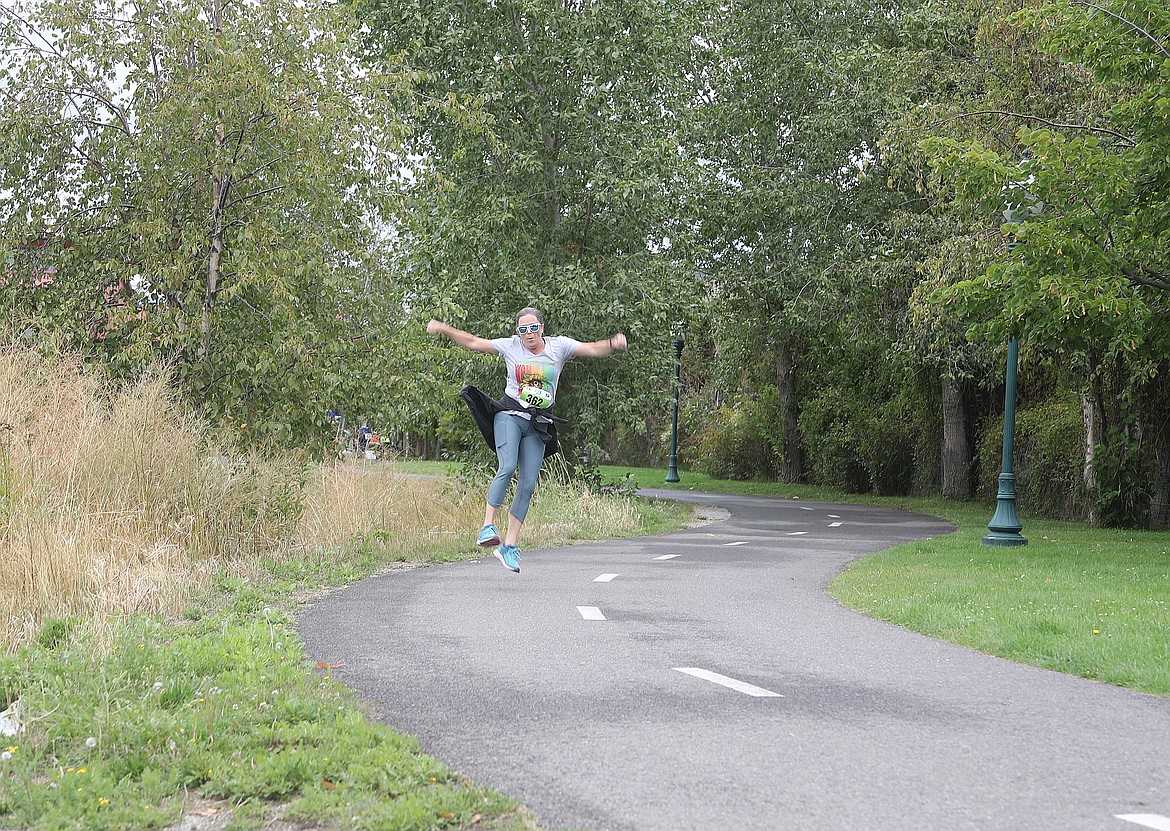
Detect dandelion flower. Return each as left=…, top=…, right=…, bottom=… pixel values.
left=85, top=737, right=97, bottom=748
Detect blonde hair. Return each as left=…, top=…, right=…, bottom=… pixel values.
left=516, top=306, right=544, bottom=326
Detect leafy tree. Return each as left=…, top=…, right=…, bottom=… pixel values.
left=922, top=0, right=1170, bottom=525
left=0, top=0, right=411, bottom=446
left=356, top=0, right=705, bottom=462
left=872, top=0, right=1115, bottom=504
left=870, top=0, right=1019, bottom=499
left=690, top=0, right=901, bottom=483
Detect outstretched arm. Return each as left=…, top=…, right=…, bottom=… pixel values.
left=573, top=333, right=628, bottom=358
left=427, top=320, right=497, bottom=354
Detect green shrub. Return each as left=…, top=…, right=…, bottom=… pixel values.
left=688, top=403, right=779, bottom=480
left=34, top=618, right=76, bottom=650
left=798, top=388, right=870, bottom=493
left=1090, top=422, right=1152, bottom=528
left=800, top=386, right=924, bottom=496
left=977, top=394, right=1086, bottom=520
left=856, top=392, right=923, bottom=497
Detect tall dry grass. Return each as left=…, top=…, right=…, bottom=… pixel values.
left=297, top=465, right=479, bottom=552
left=1, top=347, right=647, bottom=652
left=0, top=349, right=306, bottom=648
left=520, top=458, right=643, bottom=548
left=297, top=461, right=643, bottom=559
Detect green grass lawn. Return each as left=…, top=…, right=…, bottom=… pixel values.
left=832, top=518, right=1170, bottom=696
left=601, top=464, right=1170, bottom=697
left=370, top=457, right=462, bottom=478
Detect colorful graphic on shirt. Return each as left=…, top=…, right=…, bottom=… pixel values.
left=515, top=362, right=555, bottom=408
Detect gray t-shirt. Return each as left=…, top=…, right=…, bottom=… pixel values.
left=490, top=335, right=582, bottom=411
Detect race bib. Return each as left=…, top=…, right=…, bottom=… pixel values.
left=518, top=384, right=553, bottom=409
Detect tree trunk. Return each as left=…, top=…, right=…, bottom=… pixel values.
left=198, top=0, right=227, bottom=373
left=776, top=343, right=803, bottom=484
left=1147, top=372, right=1170, bottom=529
left=940, top=375, right=971, bottom=499
left=1151, top=433, right=1170, bottom=530
left=1083, top=390, right=1099, bottom=525
left=198, top=193, right=224, bottom=367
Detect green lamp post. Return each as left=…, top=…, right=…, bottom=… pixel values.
left=982, top=335, right=1026, bottom=546
left=982, top=161, right=1043, bottom=547
left=665, top=328, right=685, bottom=484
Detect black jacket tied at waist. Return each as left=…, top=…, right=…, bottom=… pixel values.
left=458, top=386, right=567, bottom=459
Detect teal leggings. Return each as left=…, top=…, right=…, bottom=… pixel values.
left=487, top=412, right=545, bottom=523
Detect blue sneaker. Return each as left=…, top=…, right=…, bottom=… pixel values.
left=476, top=524, right=501, bottom=547
left=493, top=544, right=521, bottom=573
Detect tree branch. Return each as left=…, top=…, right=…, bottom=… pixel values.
left=935, top=110, right=1136, bottom=147
left=0, top=5, right=134, bottom=137
left=69, top=142, right=111, bottom=181
left=224, top=183, right=287, bottom=210
left=1072, top=1, right=1170, bottom=60
left=1121, top=266, right=1170, bottom=293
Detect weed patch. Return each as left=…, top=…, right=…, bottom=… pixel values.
left=0, top=612, right=528, bottom=830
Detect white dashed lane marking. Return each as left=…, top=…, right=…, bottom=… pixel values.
left=799, top=506, right=815, bottom=511
left=829, top=522, right=842, bottom=527
left=828, top=514, right=840, bottom=518
left=723, top=541, right=750, bottom=547
left=786, top=531, right=807, bottom=536
left=577, top=606, right=606, bottom=621
left=674, top=668, right=783, bottom=697
left=1118, top=815, right=1170, bottom=830
left=654, top=554, right=681, bottom=560
left=594, top=574, right=618, bottom=583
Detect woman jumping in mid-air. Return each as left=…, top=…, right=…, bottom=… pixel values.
left=427, top=306, right=627, bottom=573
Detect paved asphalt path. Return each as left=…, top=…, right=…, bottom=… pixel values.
left=296, top=490, right=1170, bottom=831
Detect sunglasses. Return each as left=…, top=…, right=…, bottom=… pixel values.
left=516, top=323, right=543, bottom=334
